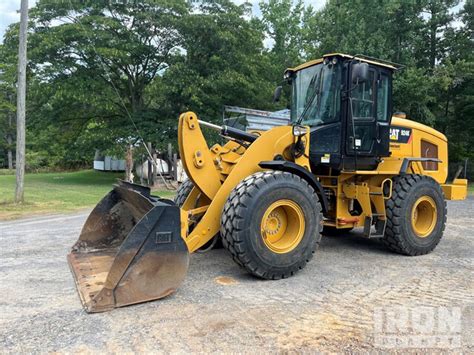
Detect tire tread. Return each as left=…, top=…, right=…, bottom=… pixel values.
left=221, top=171, right=323, bottom=279
left=383, top=174, right=447, bottom=255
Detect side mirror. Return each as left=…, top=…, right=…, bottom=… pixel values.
left=292, top=125, right=308, bottom=137
left=273, top=86, right=282, bottom=103
left=351, top=62, right=369, bottom=84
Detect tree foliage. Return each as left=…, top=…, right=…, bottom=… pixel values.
left=0, top=0, right=472, bottom=170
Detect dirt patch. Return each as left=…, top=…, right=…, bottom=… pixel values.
left=214, top=276, right=239, bottom=285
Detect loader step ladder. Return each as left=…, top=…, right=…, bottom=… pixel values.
left=363, top=215, right=386, bottom=238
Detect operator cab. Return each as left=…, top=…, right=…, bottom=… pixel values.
left=285, top=53, right=397, bottom=172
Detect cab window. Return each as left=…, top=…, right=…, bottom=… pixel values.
left=377, top=73, right=390, bottom=121
left=351, top=71, right=375, bottom=119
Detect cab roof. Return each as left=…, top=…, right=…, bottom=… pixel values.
left=286, top=53, right=399, bottom=73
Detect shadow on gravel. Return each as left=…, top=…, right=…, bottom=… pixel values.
left=320, top=230, right=389, bottom=255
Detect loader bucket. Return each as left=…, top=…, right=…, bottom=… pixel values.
left=67, top=180, right=189, bottom=313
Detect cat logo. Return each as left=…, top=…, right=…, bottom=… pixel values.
left=390, top=126, right=412, bottom=144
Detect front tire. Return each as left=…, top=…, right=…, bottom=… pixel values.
left=221, top=171, right=322, bottom=279
left=383, top=174, right=447, bottom=256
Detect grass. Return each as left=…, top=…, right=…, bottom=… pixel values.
left=0, top=170, right=175, bottom=220
left=1, top=168, right=470, bottom=221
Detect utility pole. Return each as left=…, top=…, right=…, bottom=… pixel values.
left=15, top=0, right=28, bottom=203
left=7, top=94, right=14, bottom=170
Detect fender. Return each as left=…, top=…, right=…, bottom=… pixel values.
left=259, top=160, right=329, bottom=213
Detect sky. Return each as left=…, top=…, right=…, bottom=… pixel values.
left=0, top=0, right=38, bottom=41
left=0, top=0, right=327, bottom=43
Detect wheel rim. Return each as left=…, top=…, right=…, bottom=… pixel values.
left=411, top=196, right=437, bottom=238
left=260, top=199, right=305, bottom=254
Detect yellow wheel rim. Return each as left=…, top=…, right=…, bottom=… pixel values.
left=260, top=199, right=305, bottom=254
left=411, top=196, right=437, bottom=238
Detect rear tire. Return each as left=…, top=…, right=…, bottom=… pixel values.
left=174, top=179, right=194, bottom=207
left=221, top=171, right=322, bottom=279
left=383, top=174, right=447, bottom=256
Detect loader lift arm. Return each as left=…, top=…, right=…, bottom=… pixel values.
left=178, top=111, right=313, bottom=252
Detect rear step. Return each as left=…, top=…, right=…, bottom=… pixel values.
left=363, top=215, right=386, bottom=238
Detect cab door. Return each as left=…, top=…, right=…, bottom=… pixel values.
left=374, top=70, right=392, bottom=157
left=346, top=66, right=392, bottom=159
left=347, top=68, right=377, bottom=156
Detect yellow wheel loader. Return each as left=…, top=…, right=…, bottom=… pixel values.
left=68, top=53, right=468, bottom=313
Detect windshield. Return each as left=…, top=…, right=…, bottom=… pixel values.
left=290, top=61, right=342, bottom=126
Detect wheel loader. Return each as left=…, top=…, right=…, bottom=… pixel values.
left=68, top=53, right=468, bottom=313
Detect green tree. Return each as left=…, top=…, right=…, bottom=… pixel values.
left=417, top=0, right=460, bottom=69
left=1, top=0, right=471, bottom=171
left=303, top=0, right=391, bottom=60
left=0, top=44, right=16, bottom=169
left=299, top=0, right=473, bottom=168
left=24, top=0, right=190, bottom=165
left=260, top=0, right=306, bottom=67
left=152, top=0, right=275, bottom=137
left=383, top=0, right=425, bottom=65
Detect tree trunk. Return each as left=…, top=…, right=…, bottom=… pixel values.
left=147, top=142, right=153, bottom=186
left=429, top=22, right=436, bottom=68
left=7, top=136, right=13, bottom=170
left=15, top=0, right=28, bottom=203
left=428, top=3, right=437, bottom=69
left=125, top=144, right=133, bottom=182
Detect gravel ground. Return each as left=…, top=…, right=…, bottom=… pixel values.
left=0, top=198, right=473, bottom=353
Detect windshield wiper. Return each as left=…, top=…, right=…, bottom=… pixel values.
left=297, top=69, right=324, bottom=124
left=297, top=88, right=319, bottom=124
